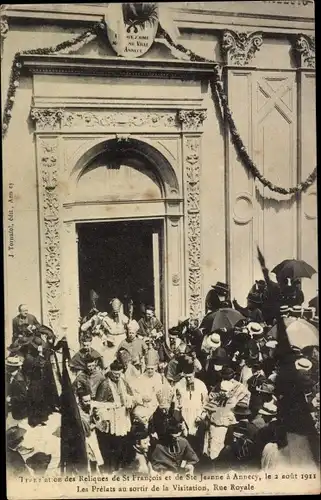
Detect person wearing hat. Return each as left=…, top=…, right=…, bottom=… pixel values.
left=72, top=354, right=105, bottom=400
left=100, top=298, right=130, bottom=363
left=212, top=282, right=232, bottom=309
left=151, top=416, right=199, bottom=474
left=116, top=320, right=147, bottom=368
left=138, top=305, right=164, bottom=340
left=165, top=342, right=188, bottom=385
left=201, top=289, right=222, bottom=336
left=174, top=357, right=208, bottom=456
left=251, top=382, right=276, bottom=427
left=202, top=346, right=230, bottom=390
left=201, top=332, right=222, bottom=356
left=70, top=332, right=105, bottom=372
left=255, top=400, right=278, bottom=435
left=233, top=293, right=264, bottom=323
left=26, top=452, right=52, bottom=476
left=202, top=369, right=250, bottom=462
left=94, top=359, right=134, bottom=473
left=133, top=349, right=169, bottom=420
left=247, top=362, right=268, bottom=417
left=125, top=423, right=153, bottom=474
left=12, top=304, right=40, bottom=342
left=148, top=386, right=184, bottom=449
left=289, top=305, right=303, bottom=318
left=7, top=426, right=31, bottom=477
left=279, top=305, right=290, bottom=318
left=116, top=348, right=141, bottom=395
left=6, top=356, right=29, bottom=427
left=279, top=277, right=304, bottom=308
left=24, top=337, right=54, bottom=428
left=216, top=401, right=259, bottom=470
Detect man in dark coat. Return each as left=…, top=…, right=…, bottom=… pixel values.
left=70, top=333, right=104, bottom=371
left=72, top=354, right=105, bottom=399
left=138, top=305, right=164, bottom=339
left=12, top=304, right=40, bottom=341
left=216, top=402, right=259, bottom=470
left=150, top=417, right=199, bottom=474
left=7, top=426, right=31, bottom=477
left=233, top=293, right=264, bottom=323
left=6, top=356, right=29, bottom=423
left=247, top=362, right=267, bottom=417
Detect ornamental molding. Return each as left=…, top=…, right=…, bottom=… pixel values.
left=30, top=108, right=180, bottom=132
left=221, top=30, right=263, bottom=66
left=293, top=34, right=315, bottom=68
left=0, top=15, right=8, bottom=39
left=30, top=107, right=208, bottom=133
left=185, top=136, right=202, bottom=320
left=177, top=109, right=207, bottom=131
left=39, top=138, right=61, bottom=331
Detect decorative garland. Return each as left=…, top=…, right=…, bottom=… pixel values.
left=2, top=22, right=102, bottom=137
left=1, top=21, right=317, bottom=195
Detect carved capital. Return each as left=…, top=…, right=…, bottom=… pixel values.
left=221, top=30, right=263, bottom=66
left=30, top=108, right=64, bottom=131
left=0, top=15, right=8, bottom=39
left=293, top=34, right=315, bottom=68
left=177, top=109, right=207, bottom=131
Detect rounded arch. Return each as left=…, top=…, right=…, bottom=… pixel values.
left=69, top=137, right=180, bottom=200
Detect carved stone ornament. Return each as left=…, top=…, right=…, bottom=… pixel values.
left=221, top=30, right=263, bottom=66
left=177, top=109, right=207, bottom=131
left=0, top=15, right=8, bottom=39
left=39, top=139, right=61, bottom=330
left=30, top=108, right=179, bottom=132
left=185, top=137, right=202, bottom=320
left=30, top=108, right=64, bottom=131
left=293, top=34, right=315, bottom=68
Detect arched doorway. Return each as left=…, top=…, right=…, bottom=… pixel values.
left=61, top=137, right=184, bottom=345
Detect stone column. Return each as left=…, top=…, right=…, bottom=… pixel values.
left=178, top=109, right=207, bottom=322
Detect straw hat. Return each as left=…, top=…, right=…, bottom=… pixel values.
left=265, top=340, right=278, bottom=349
left=207, top=333, right=221, bottom=349
left=6, top=355, right=23, bottom=368
left=248, top=322, right=264, bottom=338
left=280, top=305, right=290, bottom=315
left=220, top=380, right=235, bottom=392
left=259, top=400, right=277, bottom=416
left=290, top=305, right=303, bottom=318
left=295, top=357, right=312, bottom=372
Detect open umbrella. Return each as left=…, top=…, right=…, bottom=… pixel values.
left=271, top=259, right=316, bottom=280
left=211, top=308, right=245, bottom=331
left=308, top=296, right=319, bottom=310
left=268, top=317, right=319, bottom=349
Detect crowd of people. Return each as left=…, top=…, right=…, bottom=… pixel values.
left=6, top=275, right=320, bottom=478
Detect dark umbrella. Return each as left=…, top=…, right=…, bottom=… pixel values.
left=308, top=296, right=318, bottom=310
left=211, top=308, right=245, bottom=331
left=271, top=259, right=316, bottom=280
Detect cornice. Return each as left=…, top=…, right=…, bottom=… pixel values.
left=21, top=54, right=216, bottom=80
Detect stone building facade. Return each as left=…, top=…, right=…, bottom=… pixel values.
left=1, top=2, right=316, bottom=349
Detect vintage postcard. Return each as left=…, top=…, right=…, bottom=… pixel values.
left=2, top=1, right=319, bottom=498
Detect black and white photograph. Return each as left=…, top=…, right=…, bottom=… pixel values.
left=2, top=1, right=319, bottom=498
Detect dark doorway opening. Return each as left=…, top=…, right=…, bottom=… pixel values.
left=77, top=219, right=164, bottom=322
